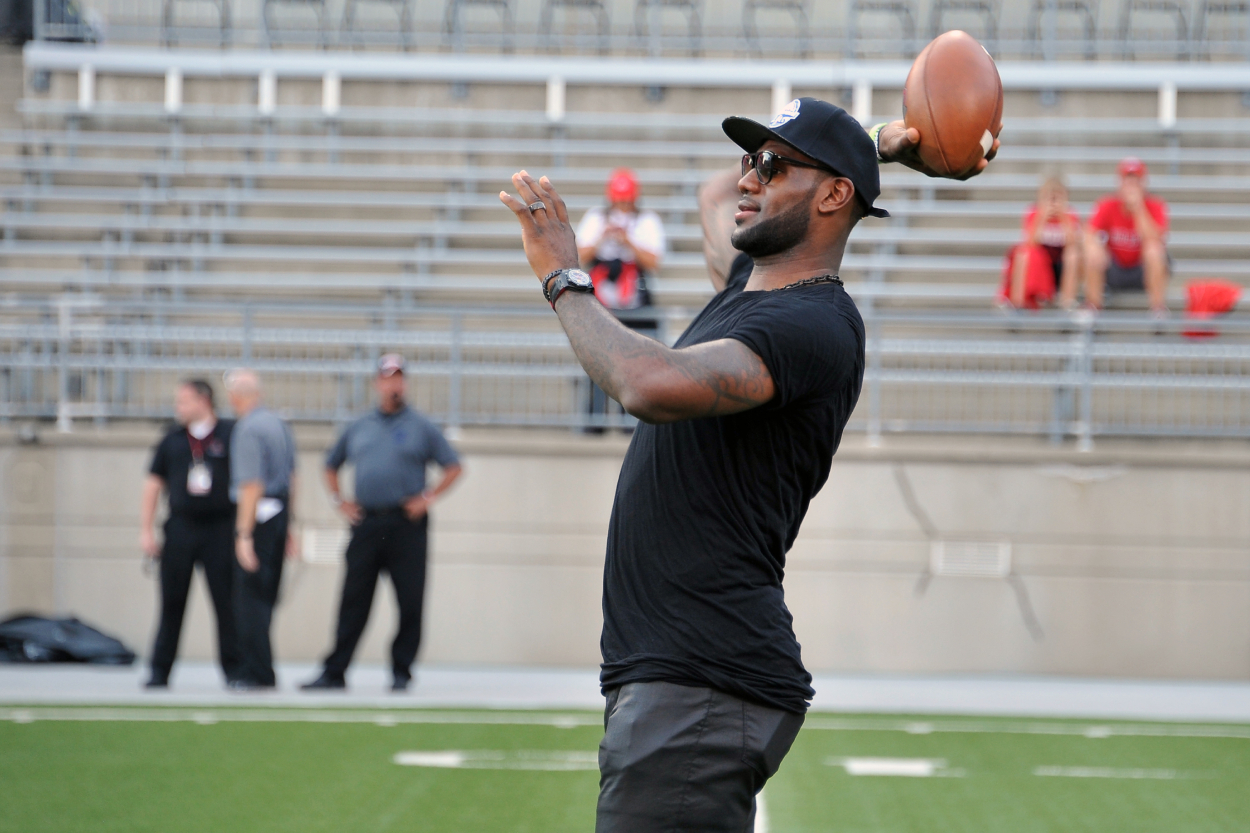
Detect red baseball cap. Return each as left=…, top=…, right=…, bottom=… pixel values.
left=605, top=168, right=640, bottom=203
left=1118, top=157, right=1147, bottom=177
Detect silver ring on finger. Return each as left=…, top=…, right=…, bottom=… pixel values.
left=528, top=201, right=547, bottom=213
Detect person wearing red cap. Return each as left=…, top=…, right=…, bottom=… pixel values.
left=575, top=168, right=667, bottom=428
left=575, top=168, right=666, bottom=311
left=1083, top=157, right=1170, bottom=313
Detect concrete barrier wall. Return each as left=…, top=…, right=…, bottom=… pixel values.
left=2, top=424, right=1248, bottom=680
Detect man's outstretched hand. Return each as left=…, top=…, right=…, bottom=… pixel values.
left=499, top=171, right=580, bottom=284
left=877, top=120, right=1000, bottom=181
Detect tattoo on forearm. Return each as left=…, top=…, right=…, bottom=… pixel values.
left=555, top=294, right=773, bottom=421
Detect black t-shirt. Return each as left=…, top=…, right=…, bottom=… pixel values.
left=149, top=420, right=236, bottom=520
left=600, top=253, right=866, bottom=713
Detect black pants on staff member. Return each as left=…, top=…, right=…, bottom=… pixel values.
left=233, top=507, right=287, bottom=688
left=322, top=510, right=429, bottom=687
left=150, top=513, right=240, bottom=684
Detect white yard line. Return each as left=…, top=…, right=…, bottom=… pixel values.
left=802, top=716, right=1250, bottom=742
left=825, top=757, right=963, bottom=777
left=0, top=706, right=601, bottom=727
left=1033, top=766, right=1196, bottom=780
left=3, top=707, right=1248, bottom=743
left=392, top=750, right=599, bottom=771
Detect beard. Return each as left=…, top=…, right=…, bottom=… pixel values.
left=730, top=186, right=816, bottom=259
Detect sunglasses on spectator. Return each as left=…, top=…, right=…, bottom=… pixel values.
left=741, top=151, right=837, bottom=184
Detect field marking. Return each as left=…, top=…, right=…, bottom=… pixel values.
left=825, top=757, right=964, bottom=777
left=802, top=716, right=1250, bottom=742
left=1033, top=766, right=1194, bottom=780
left=3, top=707, right=1248, bottom=743
left=754, top=787, right=768, bottom=833
left=392, top=749, right=598, bottom=771
left=0, top=707, right=602, bottom=728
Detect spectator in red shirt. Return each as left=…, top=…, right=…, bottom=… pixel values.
left=1083, top=157, right=1169, bottom=313
left=998, top=176, right=1081, bottom=310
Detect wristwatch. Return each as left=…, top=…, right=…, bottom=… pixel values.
left=543, top=269, right=594, bottom=309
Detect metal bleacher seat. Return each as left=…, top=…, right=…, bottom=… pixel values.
left=4, top=96, right=1250, bottom=314
left=634, top=0, right=703, bottom=56
left=930, top=0, right=999, bottom=53
left=341, top=0, right=414, bottom=50
left=1027, top=0, right=1099, bottom=58
left=1193, top=0, right=1249, bottom=57
left=261, top=0, right=328, bottom=47
left=444, top=0, right=515, bottom=52
left=161, top=0, right=231, bottom=47
left=1118, top=0, right=1190, bottom=58
left=743, top=0, right=811, bottom=57
left=541, top=0, right=611, bottom=54
left=847, top=0, right=919, bottom=58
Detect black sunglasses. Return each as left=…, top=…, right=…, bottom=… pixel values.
left=741, top=150, right=837, bottom=184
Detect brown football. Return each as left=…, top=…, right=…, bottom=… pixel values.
left=902, top=30, right=1004, bottom=178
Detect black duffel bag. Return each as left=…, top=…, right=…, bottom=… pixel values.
left=0, top=614, right=137, bottom=665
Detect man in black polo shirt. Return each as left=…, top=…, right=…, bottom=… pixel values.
left=499, top=99, right=886, bottom=830
left=140, top=378, right=240, bottom=689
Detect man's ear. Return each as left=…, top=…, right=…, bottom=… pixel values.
left=816, top=177, right=857, bottom=216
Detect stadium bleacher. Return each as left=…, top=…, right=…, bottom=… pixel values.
left=26, top=0, right=1250, bottom=58
left=2, top=31, right=1249, bottom=440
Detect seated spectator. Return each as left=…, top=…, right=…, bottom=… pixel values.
left=998, top=176, right=1081, bottom=310
left=575, top=168, right=666, bottom=320
left=1083, top=158, right=1170, bottom=313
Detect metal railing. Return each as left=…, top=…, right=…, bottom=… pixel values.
left=26, top=0, right=1250, bottom=60
left=4, top=296, right=1249, bottom=443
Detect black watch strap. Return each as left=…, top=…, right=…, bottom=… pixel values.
left=541, top=269, right=563, bottom=303
left=547, top=269, right=594, bottom=309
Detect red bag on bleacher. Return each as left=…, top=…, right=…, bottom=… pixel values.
left=1183, top=280, right=1242, bottom=339
left=1180, top=278, right=1240, bottom=337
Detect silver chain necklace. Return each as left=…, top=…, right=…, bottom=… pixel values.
left=771, top=273, right=842, bottom=291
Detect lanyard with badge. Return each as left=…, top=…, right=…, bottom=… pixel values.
left=186, top=430, right=214, bottom=496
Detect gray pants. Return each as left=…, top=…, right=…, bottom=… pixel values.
left=596, top=681, right=805, bottom=833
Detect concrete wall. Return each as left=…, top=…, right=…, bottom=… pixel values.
left=2, top=424, right=1248, bottom=679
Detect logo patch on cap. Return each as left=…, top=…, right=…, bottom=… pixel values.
left=768, top=99, right=801, bottom=128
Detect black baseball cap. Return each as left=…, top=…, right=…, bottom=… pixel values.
left=722, top=97, right=889, bottom=219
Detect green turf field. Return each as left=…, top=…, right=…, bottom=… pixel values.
left=2, top=707, right=1247, bottom=833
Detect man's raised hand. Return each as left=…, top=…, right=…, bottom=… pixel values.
left=499, top=171, right=581, bottom=284
left=878, top=120, right=1000, bottom=181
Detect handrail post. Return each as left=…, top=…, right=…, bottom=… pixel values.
left=56, top=297, right=71, bottom=432
left=1076, top=313, right=1095, bottom=452
left=448, top=313, right=463, bottom=436
left=33, top=0, right=46, bottom=41
left=242, top=305, right=253, bottom=364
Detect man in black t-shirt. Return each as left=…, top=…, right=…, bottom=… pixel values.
left=499, top=98, right=894, bottom=831
left=140, top=379, right=240, bottom=689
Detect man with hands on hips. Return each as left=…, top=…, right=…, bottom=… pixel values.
left=302, top=354, right=463, bottom=693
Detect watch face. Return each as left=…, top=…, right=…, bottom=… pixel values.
left=567, top=269, right=592, bottom=288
